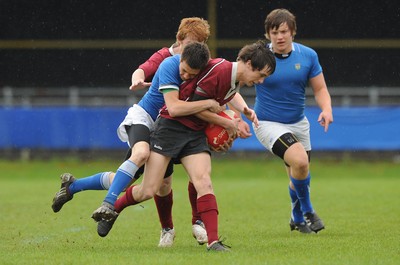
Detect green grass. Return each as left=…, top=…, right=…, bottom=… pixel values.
left=1, top=157, right=399, bottom=265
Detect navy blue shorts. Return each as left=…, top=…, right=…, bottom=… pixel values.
left=123, top=125, right=174, bottom=179
left=150, top=117, right=211, bottom=162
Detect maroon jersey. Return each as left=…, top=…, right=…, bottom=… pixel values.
left=160, top=58, right=240, bottom=130
left=139, top=47, right=173, bottom=81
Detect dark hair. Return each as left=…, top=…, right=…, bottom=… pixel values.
left=181, top=42, right=210, bottom=70
left=264, top=8, right=297, bottom=40
left=237, top=40, right=276, bottom=75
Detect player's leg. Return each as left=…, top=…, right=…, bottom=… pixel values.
left=154, top=162, right=175, bottom=247
left=272, top=132, right=315, bottom=232
left=96, top=151, right=170, bottom=237
left=95, top=163, right=143, bottom=238
left=51, top=171, right=115, bottom=213
left=254, top=120, right=322, bottom=232
left=132, top=152, right=170, bottom=202
left=285, top=145, right=324, bottom=232
left=181, top=153, right=229, bottom=252
left=97, top=104, right=155, bottom=207
left=105, top=125, right=151, bottom=205
left=155, top=173, right=174, bottom=231
left=188, top=180, right=208, bottom=245
left=153, top=160, right=207, bottom=246
left=286, top=168, right=312, bottom=233
left=92, top=124, right=150, bottom=221
left=289, top=118, right=325, bottom=233
left=51, top=146, right=144, bottom=213
left=285, top=164, right=312, bottom=233
left=111, top=152, right=170, bottom=214
left=277, top=123, right=324, bottom=233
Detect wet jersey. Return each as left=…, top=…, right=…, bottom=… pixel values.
left=138, top=54, right=182, bottom=121
left=139, top=46, right=173, bottom=82
left=160, top=58, right=239, bottom=131
left=254, top=42, right=322, bottom=124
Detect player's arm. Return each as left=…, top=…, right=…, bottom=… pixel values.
left=310, top=73, right=333, bottom=132
left=129, top=68, right=152, bottom=91
left=191, top=94, right=238, bottom=138
left=228, top=93, right=259, bottom=127
left=129, top=48, right=170, bottom=91
left=197, top=110, right=239, bottom=139
left=227, top=101, right=252, bottom=139
left=162, top=89, right=220, bottom=117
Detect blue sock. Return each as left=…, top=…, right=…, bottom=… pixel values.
left=290, top=173, right=314, bottom=214
left=104, top=160, right=138, bottom=205
left=69, top=172, right=112, bottom=194
left=289, top=185, right=304, bottom=223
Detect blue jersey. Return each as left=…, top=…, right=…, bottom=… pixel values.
left=254, top=42, right=322, bottom=124
left=138, top=55, right=182, bottom=121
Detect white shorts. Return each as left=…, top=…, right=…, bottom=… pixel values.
left=117, top=104, right=155, bottom=144
left=253, top=117, right=311, bottom=153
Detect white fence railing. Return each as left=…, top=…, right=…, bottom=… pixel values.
left=2, top=86, right=400, bottom=107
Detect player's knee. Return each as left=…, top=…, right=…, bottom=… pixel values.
left=298, top=160, right=309, bottom=173
left=140, top=186, right=158, bottom=200
left=193, top=175, right=213, bottom=194
left=130, top=147, right=150, bottom=165
left=108, top=172, right=116, bottom=184
left=290, top=157, right=309, bottom=175
left=157, top=186, right=172, bottom=197
left=159, top=177, right=172, bottom=192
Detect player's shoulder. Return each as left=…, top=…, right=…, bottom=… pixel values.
left=157, top=47, right=173, bottom=56
left=293, top=42, right=317, bottom=56
left=147, top=47, right=173, bottom=62
left=160, top=54, right=180, bottom=67
left=209, top=58, right=226, bottom=65
left=204, top=58, right=231, bottom=73
left=209, top=58, right=229, bottom=67
left=196, top=58, right=231, bottom=83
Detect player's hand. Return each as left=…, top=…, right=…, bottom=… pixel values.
left=224, top=118, right=239, bottom=139
left=237, top=120, right=252, bottom=139
left=318, top=111, right=333, bottom=132
left=129, top=79, right=152, bottom=91
left=207, top=99, right=223, bottom=113
left=243, top=106, right=259, bottom=128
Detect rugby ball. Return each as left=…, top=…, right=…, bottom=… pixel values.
left=205, top=109, right=238, bottom=149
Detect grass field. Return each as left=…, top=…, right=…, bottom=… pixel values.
left=0, top=157, right=399, bottom=265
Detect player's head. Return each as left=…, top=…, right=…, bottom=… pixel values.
left=176, top=17, right=210, bottom=47
left=237, top=40, right=276, bottom=86
left=179, top=42, right=210, bottom=81
left=264, top=8, right=297, bottom=40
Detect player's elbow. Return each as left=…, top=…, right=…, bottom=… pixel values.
left=167, top=106, right=182, bottom=118
left=168, top=109, right=178, bottom=117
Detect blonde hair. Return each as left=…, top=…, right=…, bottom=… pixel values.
left=176, top=17, right=210, bottom=43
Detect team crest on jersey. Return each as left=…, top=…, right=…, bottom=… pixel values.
left=295, top=63, right=301, bottom=70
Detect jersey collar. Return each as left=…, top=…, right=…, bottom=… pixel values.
left=268, top=42, right=295, bottom=57
left=169, top=44, right=175, bottom=56
left=231, top=62, right=238, bottom=88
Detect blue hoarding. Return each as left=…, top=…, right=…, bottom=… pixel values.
left=1, top=106, right=399, bottom=151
